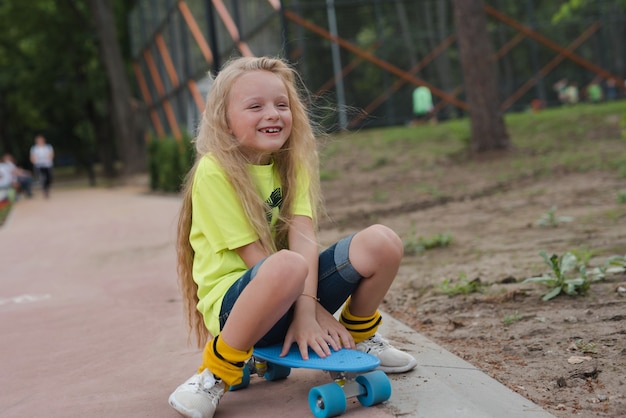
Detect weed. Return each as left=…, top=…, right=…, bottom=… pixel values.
left=502, top=311, right=523, bottom=325
left=569, top=247, right=596, bottom=266
left=605, top=254, right=626, bottom=274
left=574, top=339, right=598, bottom=354
left=366, top=157, right=389, bottom=170
left=523, top=251, right=603, bottom=301
left=320, top=170, right=340, bottom=181
left=371, top=190, right=389, bottom=203
left=617, top=191, right=626, bottom=204
left=403, top=232, right=453, bottom=256
left=439, top=273, right=482, bottom=297
left=536, top=206, right=574, bottom=227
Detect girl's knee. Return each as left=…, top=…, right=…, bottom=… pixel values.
left=266, top=249, right=309, bottom=283
left=363, top=224, right=403, bottom=260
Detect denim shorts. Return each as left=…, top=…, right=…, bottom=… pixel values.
left=218, top=234, right=362, bottom=346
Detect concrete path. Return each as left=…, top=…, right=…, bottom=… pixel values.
left=0, top=186, right=555, bottom=417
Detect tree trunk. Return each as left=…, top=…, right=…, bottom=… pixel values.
left=88, top=0, right=146, bottom=175
left=452, top=0, right=510, bottom=152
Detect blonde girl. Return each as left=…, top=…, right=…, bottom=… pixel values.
left=169, top=56, right=416, bottom=418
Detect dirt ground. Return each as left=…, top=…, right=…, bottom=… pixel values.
left=317, top=145, right=626, bottom=417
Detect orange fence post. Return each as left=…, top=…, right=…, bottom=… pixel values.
left=315, top=41, right=382, bottom=96
left=211, top=0, right=254, bottom=57
left=177, top=0, right=214, bottom=65
left=282, top=10, right=468, bottom=110
left=500, top=22, right=602, bottom=111
left=485, top=5, right=625, bottom=90
left=132, top=62, right=165, bottom=138
left=143, top=49, right=182, bottom=140
left=349, top=34, right=457, bottom=127
left=155, top=34, right=180, bottom=88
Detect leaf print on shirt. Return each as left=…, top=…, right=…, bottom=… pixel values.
left=265, top=188, right=283, bottom=223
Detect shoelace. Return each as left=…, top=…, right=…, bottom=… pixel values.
left=360, top=335, right=390, bottom=354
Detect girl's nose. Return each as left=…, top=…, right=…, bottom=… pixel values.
left=265, top=106, right=280, bottom=120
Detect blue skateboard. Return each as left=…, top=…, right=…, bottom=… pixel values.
left=233, top=344, right=392, bottom=418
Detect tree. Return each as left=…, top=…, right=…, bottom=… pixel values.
left=0, top=0, right=145, bottom=181
left=88, top=0, right=145, bottom=175
left=452, top=0, right=510, bottom=152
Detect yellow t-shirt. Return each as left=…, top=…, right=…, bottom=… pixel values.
left=190, top=154, right=312, bottom=337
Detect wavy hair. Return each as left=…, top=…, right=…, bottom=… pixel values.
left=177, top=56, right=323, bottom=347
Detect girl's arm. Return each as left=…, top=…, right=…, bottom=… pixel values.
left=282, top=215, right=344, bottom=359
left=234, top=240, right=268, bottom=268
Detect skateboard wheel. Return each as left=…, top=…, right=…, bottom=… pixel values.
left=264, top=363, right=291, bottom=381
left=308, top=382, right=347, bottom=418
left=355, top=370, right=392, bottom=407
left=229, top=365, right=250, bottom=391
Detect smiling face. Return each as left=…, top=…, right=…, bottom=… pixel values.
left=226, top=70, right=293, bottom=164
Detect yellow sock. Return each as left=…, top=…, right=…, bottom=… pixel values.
left=198, top=335, right=252, bottom=387
left=339, top=299, right=382, bottom=344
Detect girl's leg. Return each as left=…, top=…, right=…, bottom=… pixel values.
left=346, top=224, right=403, bottom=316
left=200, top=249, right=307, bottom=387
left=220, top=249, right=307, bottom=349
left=317, top=224, right=416, bottom=373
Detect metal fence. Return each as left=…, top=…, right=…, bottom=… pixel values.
left=128, top=0, right=626, bottom=139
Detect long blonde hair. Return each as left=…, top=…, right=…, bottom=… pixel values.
left=177, top=56, right=323, bottom=347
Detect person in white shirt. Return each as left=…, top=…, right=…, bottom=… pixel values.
left=29, top=134, right=54, bottom=198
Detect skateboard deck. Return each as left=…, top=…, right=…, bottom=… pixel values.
left=234, top=344, right=392, bottom=418
left=253, top=343, right=380, bottom=372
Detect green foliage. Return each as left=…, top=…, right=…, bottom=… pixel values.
left=502, top=311, right=523, bottom=326
left=536, top=206, right=574, bottom=227
left=0, top=0, right=134, bottom=169
left=148, top=132, right=195, bottom=192
left=403, top=231, right=453, bottom=256
left=605, top=254, right=626, bottom=273
left=552, top=0, right=588, bottom=23
left=573, top=339, right=598, bottom=354
left=0, top=189, right=16, bottom=227
left=523, top=251, right=603, bottom=301
left=439, top=273, right=482, bottom=297
left=617, top=192, right=626, bottom=204
left=618, top=163, right=626, bottom=179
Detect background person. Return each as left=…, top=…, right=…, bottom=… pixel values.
left=2, top=153, right=33, bottom=199
left=29, top=134, right=54, bottom=198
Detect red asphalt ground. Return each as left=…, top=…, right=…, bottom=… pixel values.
left=1, top=185, right=557, bottom=418
left=0, top=186, right=395, bottom=418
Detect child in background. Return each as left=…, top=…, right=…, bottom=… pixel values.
left=169, top=56, right=416, bottom=418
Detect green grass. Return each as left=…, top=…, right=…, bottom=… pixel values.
left=0, top=189, right=16, bottom=227
left=320, top=101, right=626, bottom=184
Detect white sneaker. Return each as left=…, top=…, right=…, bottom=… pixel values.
left=356, top=333, right=417, bottom=373
left=168, top=369, right=225, bottom=418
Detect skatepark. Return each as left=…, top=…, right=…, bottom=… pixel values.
left=0, top=184, right=555, bottom=417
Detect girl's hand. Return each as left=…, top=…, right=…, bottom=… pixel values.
left=281, top=302, right=336, bottom=359
left=314, top=305, right=355, bottom=350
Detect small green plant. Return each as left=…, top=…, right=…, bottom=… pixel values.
left=403, top=232, right=453, bottom=255
left=439, top=273, right=482, bottom=297
left=536, top=206, right=574, bottom=227
left=618, top=163, right=626, bottom=179
left=605, top=254, right=626, bottom=273
left=365, top=157, right=389, bottom=170
left=573, top=339, right=598, bottom=354
left=371, top=190, right=389, bottom=202
left=523, top=251, right=602, bottom=301
left=617, top=191, right=626, bottom=204
left=320, top=170, right=340, bottom=181
left=502, top=311, right=523, bottom=325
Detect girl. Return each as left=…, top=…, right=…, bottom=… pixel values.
left=169, top=56, right=416, bottom=418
